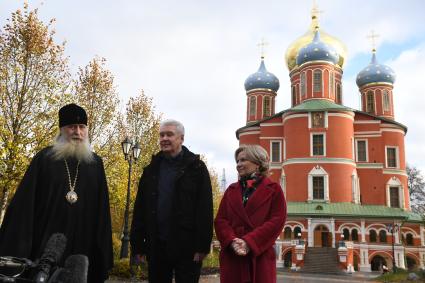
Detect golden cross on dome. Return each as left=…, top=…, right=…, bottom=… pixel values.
left=367, top=30, right=380, bottom=52
left=311, top=0, right=324, bottom=21
left=257, top=38, right=269, bottom=59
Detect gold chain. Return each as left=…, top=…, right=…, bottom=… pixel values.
left=64, top=159, right=80, bottom=192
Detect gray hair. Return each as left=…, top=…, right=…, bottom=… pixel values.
left=160, top=119, right=185, bottom=136
left=235, top=144, right=270, bottom=176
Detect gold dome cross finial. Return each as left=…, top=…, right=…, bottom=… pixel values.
left=257, top=37, right=269, bottom=59
left=367, top=30, right=380, bottom=53
left=311, top=0, right=324, bottom=23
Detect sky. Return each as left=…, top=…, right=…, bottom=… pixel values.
left=1, top=0, right=425, bottom=186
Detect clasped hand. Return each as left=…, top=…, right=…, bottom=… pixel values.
left=231, top=238, right=250, bottom=256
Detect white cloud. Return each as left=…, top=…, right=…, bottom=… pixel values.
left=1, top=0, right=425, bottom=183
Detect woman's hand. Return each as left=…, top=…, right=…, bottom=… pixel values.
left=231, top=238, right=250, bottom=256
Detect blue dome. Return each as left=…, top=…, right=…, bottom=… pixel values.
left=296, top=30, right=339, bottom=66
left=356, top=52, right=396, bottom=87
left=244, top=58, right=280, bottom=92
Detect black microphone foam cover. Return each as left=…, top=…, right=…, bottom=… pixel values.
left=47, top=255, right=88, bottom=283
left=34, top=233, right=67, bottom=282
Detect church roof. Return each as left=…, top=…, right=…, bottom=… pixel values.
left=244, top=58, right=280, bottom=92
left=356, top=51, right=396, bottom=87
left=288, top=202, right=424, bottom=223
left=296, top=30, right=339, bottom=67
left=289, top=99, right=352, bottom=112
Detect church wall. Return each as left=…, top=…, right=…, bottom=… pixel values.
left=326, top=114, right=354, bottom=158
left=283, top=115, right=309, bottom=158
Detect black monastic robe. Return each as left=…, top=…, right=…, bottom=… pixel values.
left=0, top=146, right=113, bottom=282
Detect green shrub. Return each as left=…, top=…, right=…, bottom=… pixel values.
left=109, top=258, right=147, bottom=279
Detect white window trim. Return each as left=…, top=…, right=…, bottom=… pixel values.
left=385, top=146, right=399, bottom=169
left=310, top=132, right=326, bottom=156
left=386, top=177, right=404, bottom=209
left=355, top=139, right=369, bottom=162
left=270, top=140, right=282, bottom=163
left=308, top=165, right=329, bottom=202
left=283, top=138, right=286, bottom=161
left=351, top=169, right=360, bottom=204
left=300, top=72, right=306, bottom=97
left=281, top=169, right=286, bottom=196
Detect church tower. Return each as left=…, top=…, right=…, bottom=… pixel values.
left=244, top=56, right=279, bottom=124
left=356, top=48, right=396, bottom=119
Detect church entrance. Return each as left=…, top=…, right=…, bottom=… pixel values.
left=314, top=225, right=330, bottom=247
left=371, top=255, right=387, bottom=271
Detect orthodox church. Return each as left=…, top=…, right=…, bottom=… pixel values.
left=236, top=7, right=425, bottom=272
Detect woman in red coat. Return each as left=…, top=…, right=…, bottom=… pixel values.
left=214, top=144, right=287, bottom=283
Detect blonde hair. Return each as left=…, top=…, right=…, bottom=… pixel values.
left=235, top=144, right=270, bottom=176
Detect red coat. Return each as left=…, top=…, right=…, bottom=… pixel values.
left=214, top=177, right=287, bottom=283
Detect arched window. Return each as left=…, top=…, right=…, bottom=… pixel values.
left=284, top=227, right=292, bottom=239
left=301, top=72, right=306, bottom=97
left=379, top=230, right=387, bottom=243
left=343, top=228, right=350, bottom=240
left=351, top=229, right=359, bottom=242
left=330, top=72, right=334, bottom=97
left=313, top=70, right=322, bottom=92
left=366, top=91, right=375, bottom=113
left=294, top=226, right=302, bottom=239
left=292, top=86, right=296, bottom=106
left=300, top=73, right=306, bottom=97
left=263, top=96, right=271, bottom=117
left=406, top=233, right=414, bottom=246
left=370, top=230, right=377, bottom=242
left=249, top=96, right=256, bottom=117
left=336, top=84, right=342, bottom=104
left=383, top=90, right=390, bottom=111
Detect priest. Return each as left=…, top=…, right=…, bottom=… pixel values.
left=0, top=103, right=113, bottom=282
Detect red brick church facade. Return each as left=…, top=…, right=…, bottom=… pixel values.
left=236, top=9, right=424, bottom=272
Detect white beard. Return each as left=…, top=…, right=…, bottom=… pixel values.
left=51, top=134, right=94, bottom=163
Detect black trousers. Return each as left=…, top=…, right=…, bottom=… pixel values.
left=148, top=241, right=202, bottom=283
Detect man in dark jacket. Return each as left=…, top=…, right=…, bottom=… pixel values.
left=130, top=119, right=213, bottom=283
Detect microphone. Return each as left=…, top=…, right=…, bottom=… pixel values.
left=33, top=233, right=67, bottom=283
left=0, top=256, right=33, bottom=268
left=47, top=255, right=88, bottom=283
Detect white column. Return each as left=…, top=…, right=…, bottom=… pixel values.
left=420, top=252, right=425, bottom=269
left=308, top=218, right=313, bottom=247
left=359, top=244, right=371, bottom=272
left=395, top=247, right=405, bottom=269
left=361, top=219, right=366, bottom=242
left=331, top=218, right=335, bottom=248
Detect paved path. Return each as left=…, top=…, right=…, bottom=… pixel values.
left=108, top=271, right=380, bottom=283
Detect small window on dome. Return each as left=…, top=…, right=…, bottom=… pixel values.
left=336, top=84, right=342, bottom=104
left=366, top=91, right=375, bottom=113
left=313, top=70, right=322, bottom=92
left=249, top=96, right=257, bottom=117
left=301, top=72, right=306, bottom=97
left=263, top=96, right=271, bottom=117
left=383, top=90, right=390, bottom=112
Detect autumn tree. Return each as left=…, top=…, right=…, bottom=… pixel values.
left=0, top=4, right=69, bottom=222
left=407, top=164, right=425, bottom=215
left=73, top=57, right=119, bottom=150
left=108, top=91, right=162, bottom=255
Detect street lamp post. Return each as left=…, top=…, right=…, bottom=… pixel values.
left=120, top=137, right=141, bottom=259
left=386, top=222, right=400, bottom=272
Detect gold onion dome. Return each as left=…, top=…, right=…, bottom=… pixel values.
left=285, top=13, right=347, bottom=71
